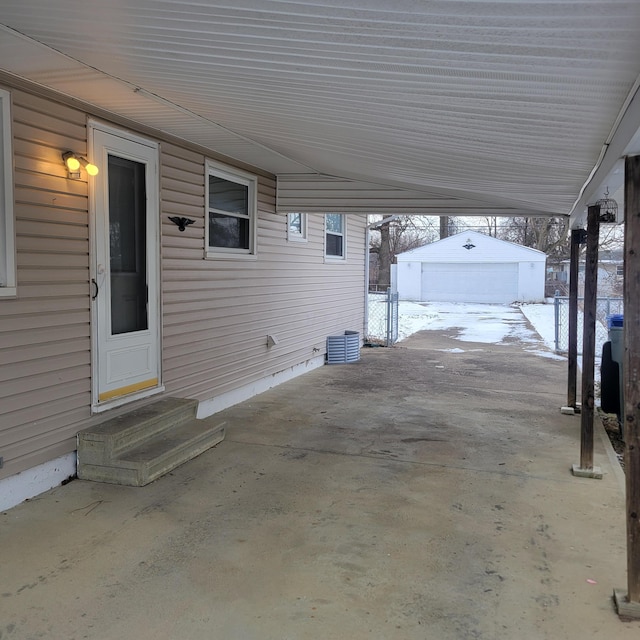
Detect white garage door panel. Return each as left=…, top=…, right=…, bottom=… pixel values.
left=421, top=263, right=519, bottom=303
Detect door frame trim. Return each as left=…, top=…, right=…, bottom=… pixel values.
left=88, top=119, right=163, bottom=413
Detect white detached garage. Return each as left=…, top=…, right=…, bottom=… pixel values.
left=396, top=231, right=546, bottom=304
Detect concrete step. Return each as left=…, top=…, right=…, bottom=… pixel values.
left=78, top=397, right=198, bottom=465
left=77, top=398, right=226, bottom=486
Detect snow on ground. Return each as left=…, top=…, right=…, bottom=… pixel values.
left=517, top=301, right=557, bottom=351
left=369, top=295, right=614, bottom=364
left=369, top=296, right=567, bottom=361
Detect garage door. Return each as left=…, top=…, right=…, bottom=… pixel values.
left=421, top=262, right=519, bottom=303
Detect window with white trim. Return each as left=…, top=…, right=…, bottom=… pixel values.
left=206, top=160, right=257, bottom=258
left=287, top=212, right=307, bottom=242
left=0, top=88, right=15, bottom=296
left=325, top=213, right=346, bottom=259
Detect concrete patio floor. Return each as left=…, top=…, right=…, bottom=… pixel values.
left=2, top=328, right=639, bottom=639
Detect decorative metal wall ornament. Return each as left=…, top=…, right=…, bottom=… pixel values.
left=595, top=187, right=618, bottom=223
left=463, top=239, right=476, bottom=250
left=168, top=216, right=195, bottom=232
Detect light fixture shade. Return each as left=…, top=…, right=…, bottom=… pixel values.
left=78, top=156, right=99, bottom=176
left=62, top=151, right=99, bottom=178
left=62, top=151, right=80, bottom=172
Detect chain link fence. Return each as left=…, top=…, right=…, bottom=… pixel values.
left=366, top=289, right=399, bottom=346
left=554, top=295, right=623, bottom=354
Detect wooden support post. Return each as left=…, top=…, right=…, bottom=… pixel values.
left=572, top=205, right=602, bottom=479
left=614, top=154, right=640, bottom=618
left=567, top=229, right=582, bottom=409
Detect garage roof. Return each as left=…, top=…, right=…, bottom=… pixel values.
left=1, top=1, right=639, bottom=222
left=396, top=230, right=546, bottom=262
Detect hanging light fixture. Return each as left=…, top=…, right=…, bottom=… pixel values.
left=595, top=187, right=618, bottom=223
left=62, top=151, right=99, bottom=179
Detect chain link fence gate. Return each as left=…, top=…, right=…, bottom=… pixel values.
left=554, top=295, right=623, bottom=354
left=366, top=288, right=399, bottom=347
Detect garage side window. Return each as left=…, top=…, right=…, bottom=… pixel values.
left=0, top=88, right=16, bottom=297
left=206, top=160, right=257, bottom=258
left=325, top=213, right=346, bottom=260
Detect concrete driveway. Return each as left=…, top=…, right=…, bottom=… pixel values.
left=1, top=328, right=638, bottom=639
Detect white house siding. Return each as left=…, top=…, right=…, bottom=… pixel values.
left=517, top=260, right=547, bottom=302
left=0, top=81, right=367, bottom=482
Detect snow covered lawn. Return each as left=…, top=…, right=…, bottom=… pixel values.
left=390, top=299, right=565, bottom=361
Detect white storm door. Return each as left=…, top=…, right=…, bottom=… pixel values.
left=92, top=127, right=160, bottom=405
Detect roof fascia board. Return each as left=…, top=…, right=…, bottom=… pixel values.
left=570, top=79, right=640, bottom=229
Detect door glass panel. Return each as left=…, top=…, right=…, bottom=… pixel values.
left=108, top=155, right=148, bottom=335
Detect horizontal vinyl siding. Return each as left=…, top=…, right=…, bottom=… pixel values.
left=162, top=143, right=366, bottom=401
left=0, top=88, right=92, bottom=479
left=276, top=174, right=540, bottom=216
left=0, top=83, right=367, bottom=482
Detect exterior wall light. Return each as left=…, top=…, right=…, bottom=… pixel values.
left=62, top=151, right=99, bottom=179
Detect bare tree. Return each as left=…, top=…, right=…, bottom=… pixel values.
left=439, top=216, right=449, bottom=239
left=369, top=216, right=438, bottom=288
left=483, top=216, right=498, bottom=237
left=498, top=217, right=570, bottom=259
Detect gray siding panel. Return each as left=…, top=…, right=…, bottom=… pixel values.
left=0, top=87, right=367, bottom=482
left=161, top=143, right=366, bottom=403
left=0, top=88, right=93, bottom=479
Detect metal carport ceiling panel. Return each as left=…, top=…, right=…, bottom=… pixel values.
left=1, top=1, right=640, bottom=217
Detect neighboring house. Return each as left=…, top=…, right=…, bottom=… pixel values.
left=396, top=231, right=546, bottom=304
left=557, top=249, right=624, bottom=298
left=0, top=80, right=366, bottom=507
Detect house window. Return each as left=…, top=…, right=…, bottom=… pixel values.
left=206, top=160, right=257, bottom=258
left=287, top=212, right=307, bottom=242
left=617, top=265, right=624, bottom=277
left=0, top=88, right=15, bottom=297
left=325, top=213, right=346, bottom=259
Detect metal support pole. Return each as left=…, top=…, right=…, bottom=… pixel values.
left=386, top=287, right=392, bottom=347
left=554, top=293, right=560, bottom=353
left=572, top=206, right=601, bottom=478
left=567, top=229, right=582, bottom=409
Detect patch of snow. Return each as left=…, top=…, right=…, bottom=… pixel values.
left=517, top=302, right=557, bottom=351
left=401, top=301, right=539, bottom=345
left=380, top=298, right=567, bottom=362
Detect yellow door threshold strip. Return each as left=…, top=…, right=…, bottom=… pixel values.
left=99, top=378, right=158, bottom=402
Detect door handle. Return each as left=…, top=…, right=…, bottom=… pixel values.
left=91, top=278, right=99, bottom=300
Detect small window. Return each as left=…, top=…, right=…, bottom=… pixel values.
left=0, top=88, right=15, bottom=297
left=206, top=160, right=257, bottom=258
left=325, top=213, right=346, bottom=259
left=616, top=265, right=624, bottom=277
left=287, top=212, right=307, bottom=242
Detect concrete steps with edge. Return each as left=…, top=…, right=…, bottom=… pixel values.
left=77, top=397, right=225, bottom=486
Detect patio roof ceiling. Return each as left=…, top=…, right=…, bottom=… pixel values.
left=1, top=1, right=640, bottom=223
